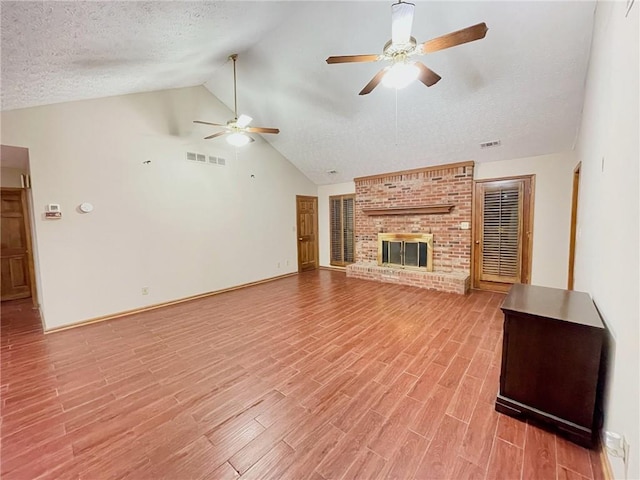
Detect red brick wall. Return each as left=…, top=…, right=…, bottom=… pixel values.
left=354, top=162, right=474, bottom=273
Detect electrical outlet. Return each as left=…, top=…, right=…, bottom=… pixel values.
left=141, top=287, right=149, bottom=295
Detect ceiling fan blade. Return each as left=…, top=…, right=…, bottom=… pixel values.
left=420, top=22, right=488, bottom=54
left=237, top=114, right=253, bottom=128
left=204, top=131, right=227, bottom=140
left=415, top=62, right=442, bottom=87
left=359, top=68, right=388, bottom=95
left=194, top=120, right=225, bottom=127
left=391, top=1, right=415, bottom=45
left=246, top=127, right=280, bottom=134
left=326, top=54, right=380, bottom=64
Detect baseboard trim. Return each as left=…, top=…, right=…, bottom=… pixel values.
left=45, top=272, right=298, bottom=334
left=319, top=266, right=347, bottom=273
left=600, top=444, right=614, bottom=480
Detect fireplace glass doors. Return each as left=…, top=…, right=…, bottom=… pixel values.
left=378, top=233, right=433, bottom=271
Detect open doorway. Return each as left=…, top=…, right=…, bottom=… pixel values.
left=1, top=145, right=38, bottom=306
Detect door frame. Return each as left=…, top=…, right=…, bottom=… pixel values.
left=296, top=195, right=319, bottom=273
left=567, top=163, right=581, bottom=290
left=1, top=187, right=38, bottom=306
left=471, top=175, right=535, bottom=292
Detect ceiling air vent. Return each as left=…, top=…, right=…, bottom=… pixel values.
left=196, top=154, right=206, bottom=162
left=208, top=156, right=217, bottom=164
left=480, top=140, right=501, bottom=149
left=217, top=157, right=226, bottom=166
left=186, top=152, right=197, bottom=161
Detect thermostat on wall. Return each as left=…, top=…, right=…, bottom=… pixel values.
left=46, top=204, right=61, bottom=212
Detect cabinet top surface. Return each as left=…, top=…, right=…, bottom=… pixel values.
left=501, top=284, right=604, bottom=329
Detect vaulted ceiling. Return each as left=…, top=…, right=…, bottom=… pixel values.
left=1, top=1, right=596, bottom=184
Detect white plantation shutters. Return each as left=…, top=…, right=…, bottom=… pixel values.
left=330, top=194, right=355, bottom=266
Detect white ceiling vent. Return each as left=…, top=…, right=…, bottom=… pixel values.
left=196, top=154, right=206, bottom=162
left=217, top=157, right=226, bottom=166
left=186, top=152, right=197, bottom=161
left=480, top=140, right=501, bottom=149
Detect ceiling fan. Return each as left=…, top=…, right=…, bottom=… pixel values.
left=194, top=54, right=279, bottom=147
left=326, top=1, right=488, bottom=95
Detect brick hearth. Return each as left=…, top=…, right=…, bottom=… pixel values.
left=346, top=161, right=474, bottom=294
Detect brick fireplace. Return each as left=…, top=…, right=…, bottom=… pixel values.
left=346, top=161, right=474, bottom=294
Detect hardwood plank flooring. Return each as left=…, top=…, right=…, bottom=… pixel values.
left=1, top=270, right=602, bottom=479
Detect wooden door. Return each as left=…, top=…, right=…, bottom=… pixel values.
left=473, top=176, right=534, bottom=292
left=1, top=188, right=33, bottom=300
left=296, top=195, right=319, bottom=272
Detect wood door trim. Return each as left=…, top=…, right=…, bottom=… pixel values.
left=471, top=175, right=535, bottom=292
left=567, top=163, right=581, bottom=290
left=296, top=195, right=319, bottom=273
left=1, top=187, right=38, bottom=306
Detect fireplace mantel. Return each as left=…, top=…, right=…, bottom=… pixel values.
left=362, top=204, right=455, bottom=216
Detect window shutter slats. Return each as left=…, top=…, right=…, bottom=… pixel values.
left=343, top=197, right=355, bottom=262
left=330, top=198, right=342, bottom=263
left=481, top=186, right=522, bottom=280
left=330, top=194, right=355, bottom=266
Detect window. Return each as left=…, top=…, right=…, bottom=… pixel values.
left=329, top=194, right=355, bottom=266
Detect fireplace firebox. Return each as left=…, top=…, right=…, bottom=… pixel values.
left=377, top=233, right=433, bottom=271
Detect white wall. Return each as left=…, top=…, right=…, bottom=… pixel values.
left=573, top=2, right=639, bottom=478
left=0, top=167, right=26, bottom=187
left=1, top=86, right=317, bottom=330
left=317, top=181, right=355, bottom=267
left=475, top=152, right=576, bottom=289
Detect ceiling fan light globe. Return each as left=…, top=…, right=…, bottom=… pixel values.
left=227, top=132, right=251, bottom=147
left=382, top=62, right=419, bottom=89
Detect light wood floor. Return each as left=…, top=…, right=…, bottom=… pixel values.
left=1, top=270, right=604, bottom=480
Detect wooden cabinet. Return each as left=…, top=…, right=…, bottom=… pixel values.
left=495, top=284, right=606, bottom=448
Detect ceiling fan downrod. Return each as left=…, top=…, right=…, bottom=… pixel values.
left=229, top=53, right=239, bottom=121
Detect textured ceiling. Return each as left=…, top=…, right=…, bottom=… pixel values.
left=1, top=1, right=595, bottom=184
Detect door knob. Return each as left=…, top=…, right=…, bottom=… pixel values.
left=475, top=241, right=480, bottom=244
left=298, top=238, right=303, bottom=241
